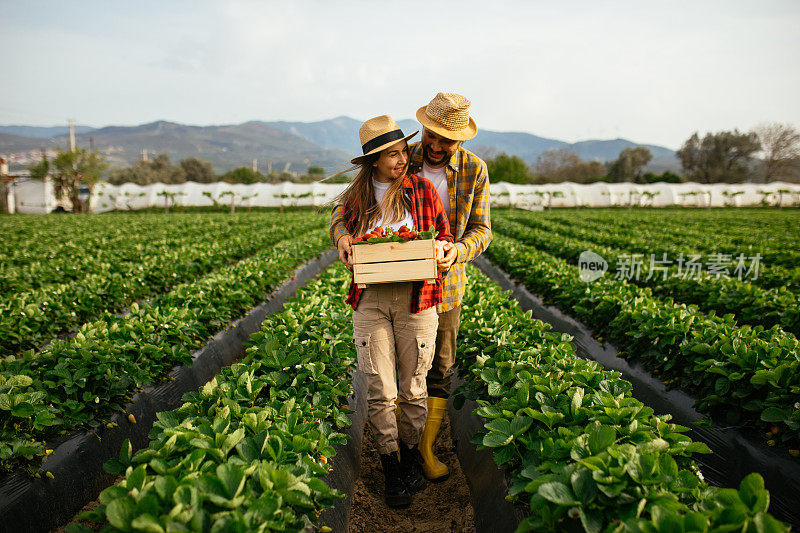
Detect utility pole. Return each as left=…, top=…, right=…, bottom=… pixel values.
left=68, top=119, right=76, bottom=152
left=252, top=158, right=258, bottom=173
left=267, top=160, right=272, bottom=174
left=89, top=136, right=94, bottom=152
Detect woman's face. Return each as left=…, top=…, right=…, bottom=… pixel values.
left=372, top=141, right=409, bottom=182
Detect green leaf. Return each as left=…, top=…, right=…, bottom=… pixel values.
left=587, top=425, right=616, bottom=455
left=760, top=407, right=788, bottom=423
left=485, top=418, right=511, bottom=435
left=119, top=438, right=133, bottom=464
left=753, top=512, right=790, bottom=533
left=106, top=496, right=136, bottom=530
left=579, top=508, right=603, bottom=533
left=7, top=375, right=33, bottom=388
left=571, top=387, right=585, bottom=415
left=483, top=432, right=514, bottom=448
left=538, top=481, right=579, bottom=506
left=11, top=402, right=34, bottom=418
left=510, top=416, right=532, bottom=436
left=217, top=464, right=246, bottom=498
left=571, top=468, right=597, bottom=505
left=638, top=438, right=669, bottom=455
left=739, top=473, right=769, bottom=513
left=155, top=476, right=178, bottom=501
left=130, top=514, right=164, bottom=533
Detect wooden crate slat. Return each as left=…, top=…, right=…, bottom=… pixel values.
left=351, top=239, right=435, bottom=264
left=353, top=258, right=437, bottom=284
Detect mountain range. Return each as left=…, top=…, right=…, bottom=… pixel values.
left=0, top=119, right=680, bottom=174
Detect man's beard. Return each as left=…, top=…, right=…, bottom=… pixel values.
left=422, top=145, right=447, bottom=167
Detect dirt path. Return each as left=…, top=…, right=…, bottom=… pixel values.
left=348, top=413, right=475, bottom=533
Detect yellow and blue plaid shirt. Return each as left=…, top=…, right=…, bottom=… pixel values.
left=330, top=141, right=492, bottom=313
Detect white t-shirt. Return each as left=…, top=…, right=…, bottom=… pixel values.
left=421, top=162, right=450, bottom=219
left=372, top=178, right=414, bottom=231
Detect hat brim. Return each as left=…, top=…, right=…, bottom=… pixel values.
left=350, top=130, right=419, bottom=165
left=416, top=106, right=477, bottom=141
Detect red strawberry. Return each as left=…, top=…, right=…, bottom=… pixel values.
left=399, top=225, right=410, bottom=233
left=408, top=231, right=418, bottom=239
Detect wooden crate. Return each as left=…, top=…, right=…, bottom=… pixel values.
left=351, top=239, right=437, bottom=287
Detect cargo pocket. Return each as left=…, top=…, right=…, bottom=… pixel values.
left=414, top=335, right=436, bottom=375
left=354, top=334, right=377, bottom=375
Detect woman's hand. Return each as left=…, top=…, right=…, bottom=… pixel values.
left=337, top=234, right=354, bottom=271
left=437, top=241, right=457, bottom=272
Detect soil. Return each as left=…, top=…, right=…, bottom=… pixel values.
left=348, top=413, right=476, bottom=533
left=51, top=477, right=123, bottom=533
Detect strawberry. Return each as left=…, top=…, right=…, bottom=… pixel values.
left=408, top=231, right=418, bottom=239
left=399, top=225, right=410, bottom=233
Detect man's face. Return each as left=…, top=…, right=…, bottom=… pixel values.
left=421, top=128, right=461, bottom=168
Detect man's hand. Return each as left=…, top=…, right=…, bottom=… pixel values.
left=437, top=242, right=457, bottom=272
left=337, top=234, right=354, bottom=271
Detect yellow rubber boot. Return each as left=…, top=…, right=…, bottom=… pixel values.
left=420, top=396, right=449, bottom=482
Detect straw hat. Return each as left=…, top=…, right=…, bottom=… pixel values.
left=350, top=115, right=418, bottom=164
left=416, top=93, right=477, bottom=141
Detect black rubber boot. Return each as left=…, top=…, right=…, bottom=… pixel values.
left=399, top=441, right=426, bottom=494
left=379, top=452, right=412, bottom=508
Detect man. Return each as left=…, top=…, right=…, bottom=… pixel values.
left=331, top=92, right=492, bottom=482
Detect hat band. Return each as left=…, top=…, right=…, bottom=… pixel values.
left=362, top=129, right=405, bottom=155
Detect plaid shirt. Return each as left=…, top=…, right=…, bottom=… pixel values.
left=332, top=174, right=453, bottom=313
left=332, top=142, right=492, bottom=313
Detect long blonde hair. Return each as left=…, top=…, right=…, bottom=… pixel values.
left=332, top=152, right=412, bottom=237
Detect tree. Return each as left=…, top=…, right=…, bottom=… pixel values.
left=221, top=167, right=266, bottom=184
left=641, top=170, right=683, bottom=183
left=533, top=148, right=605, bottom=183
left=485, top=153, right=532, bottom=184
left=29, top=147, right=107, bottom=213
left=753, top=123, right=800, bottom=183
left=108, top=153, right=185, bottom=185
left=606, top=146, right=653, bottom=182
left=676, top=130, right=760, bottom=183
left=180, top=157, right=216, bottom=183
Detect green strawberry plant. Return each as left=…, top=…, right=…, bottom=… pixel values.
left=453, top=266, right=788, bottom=532
left=0, top=212, right=327, bottom=355
left=493, top=215, right=800, bottom=337
left=68, top=263, right=356, bottom=532
left=484, top=234, right=800, bottom=451
left=0, top=230, right=332, bottom=473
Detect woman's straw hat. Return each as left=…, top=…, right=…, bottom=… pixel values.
left=350, top=115, right=418, bottom=164
left=416, top=92, right=477, bottom=141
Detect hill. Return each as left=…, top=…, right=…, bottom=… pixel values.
left=0, top=118, right=680, bottom=174
left=0, top=125, right=96, bottom=138
left=0, top=121, right=351, bottom=174
left=267, top=117, right=680, bottom=171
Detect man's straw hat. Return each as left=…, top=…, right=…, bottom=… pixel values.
left=350, top=115, right=418, bottom=164
left=416, top=93, right=477, bottom=141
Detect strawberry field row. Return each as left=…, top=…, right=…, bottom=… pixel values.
left=484, top=234, right=800, bottom=451
left=497, top=210, right=800, bottom=293
left=1, top=213, right=326, bottom=356
left=0, top=231, right=331, bottom=473
left=0, top=213, right=292, bottom=293
left=454, top=265, right=788, bottom=532
left=536, top=209, right=800, bottom=265
left=493, top=216, right=800, bottom=337
left=67, top=263, right=356, bottom=533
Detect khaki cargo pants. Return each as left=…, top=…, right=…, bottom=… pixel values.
left=352, top=282, right=439, bottom=455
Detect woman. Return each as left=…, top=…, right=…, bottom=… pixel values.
left=331, top=115, right=453, bottom=508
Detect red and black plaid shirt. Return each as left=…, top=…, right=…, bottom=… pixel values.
left=342, top=174, right=454, bottom=313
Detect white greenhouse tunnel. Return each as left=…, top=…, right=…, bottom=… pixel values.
left=8, top=179, right=800, bottom=213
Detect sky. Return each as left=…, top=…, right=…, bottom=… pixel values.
left=1, top=0, right=798, bottom=149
